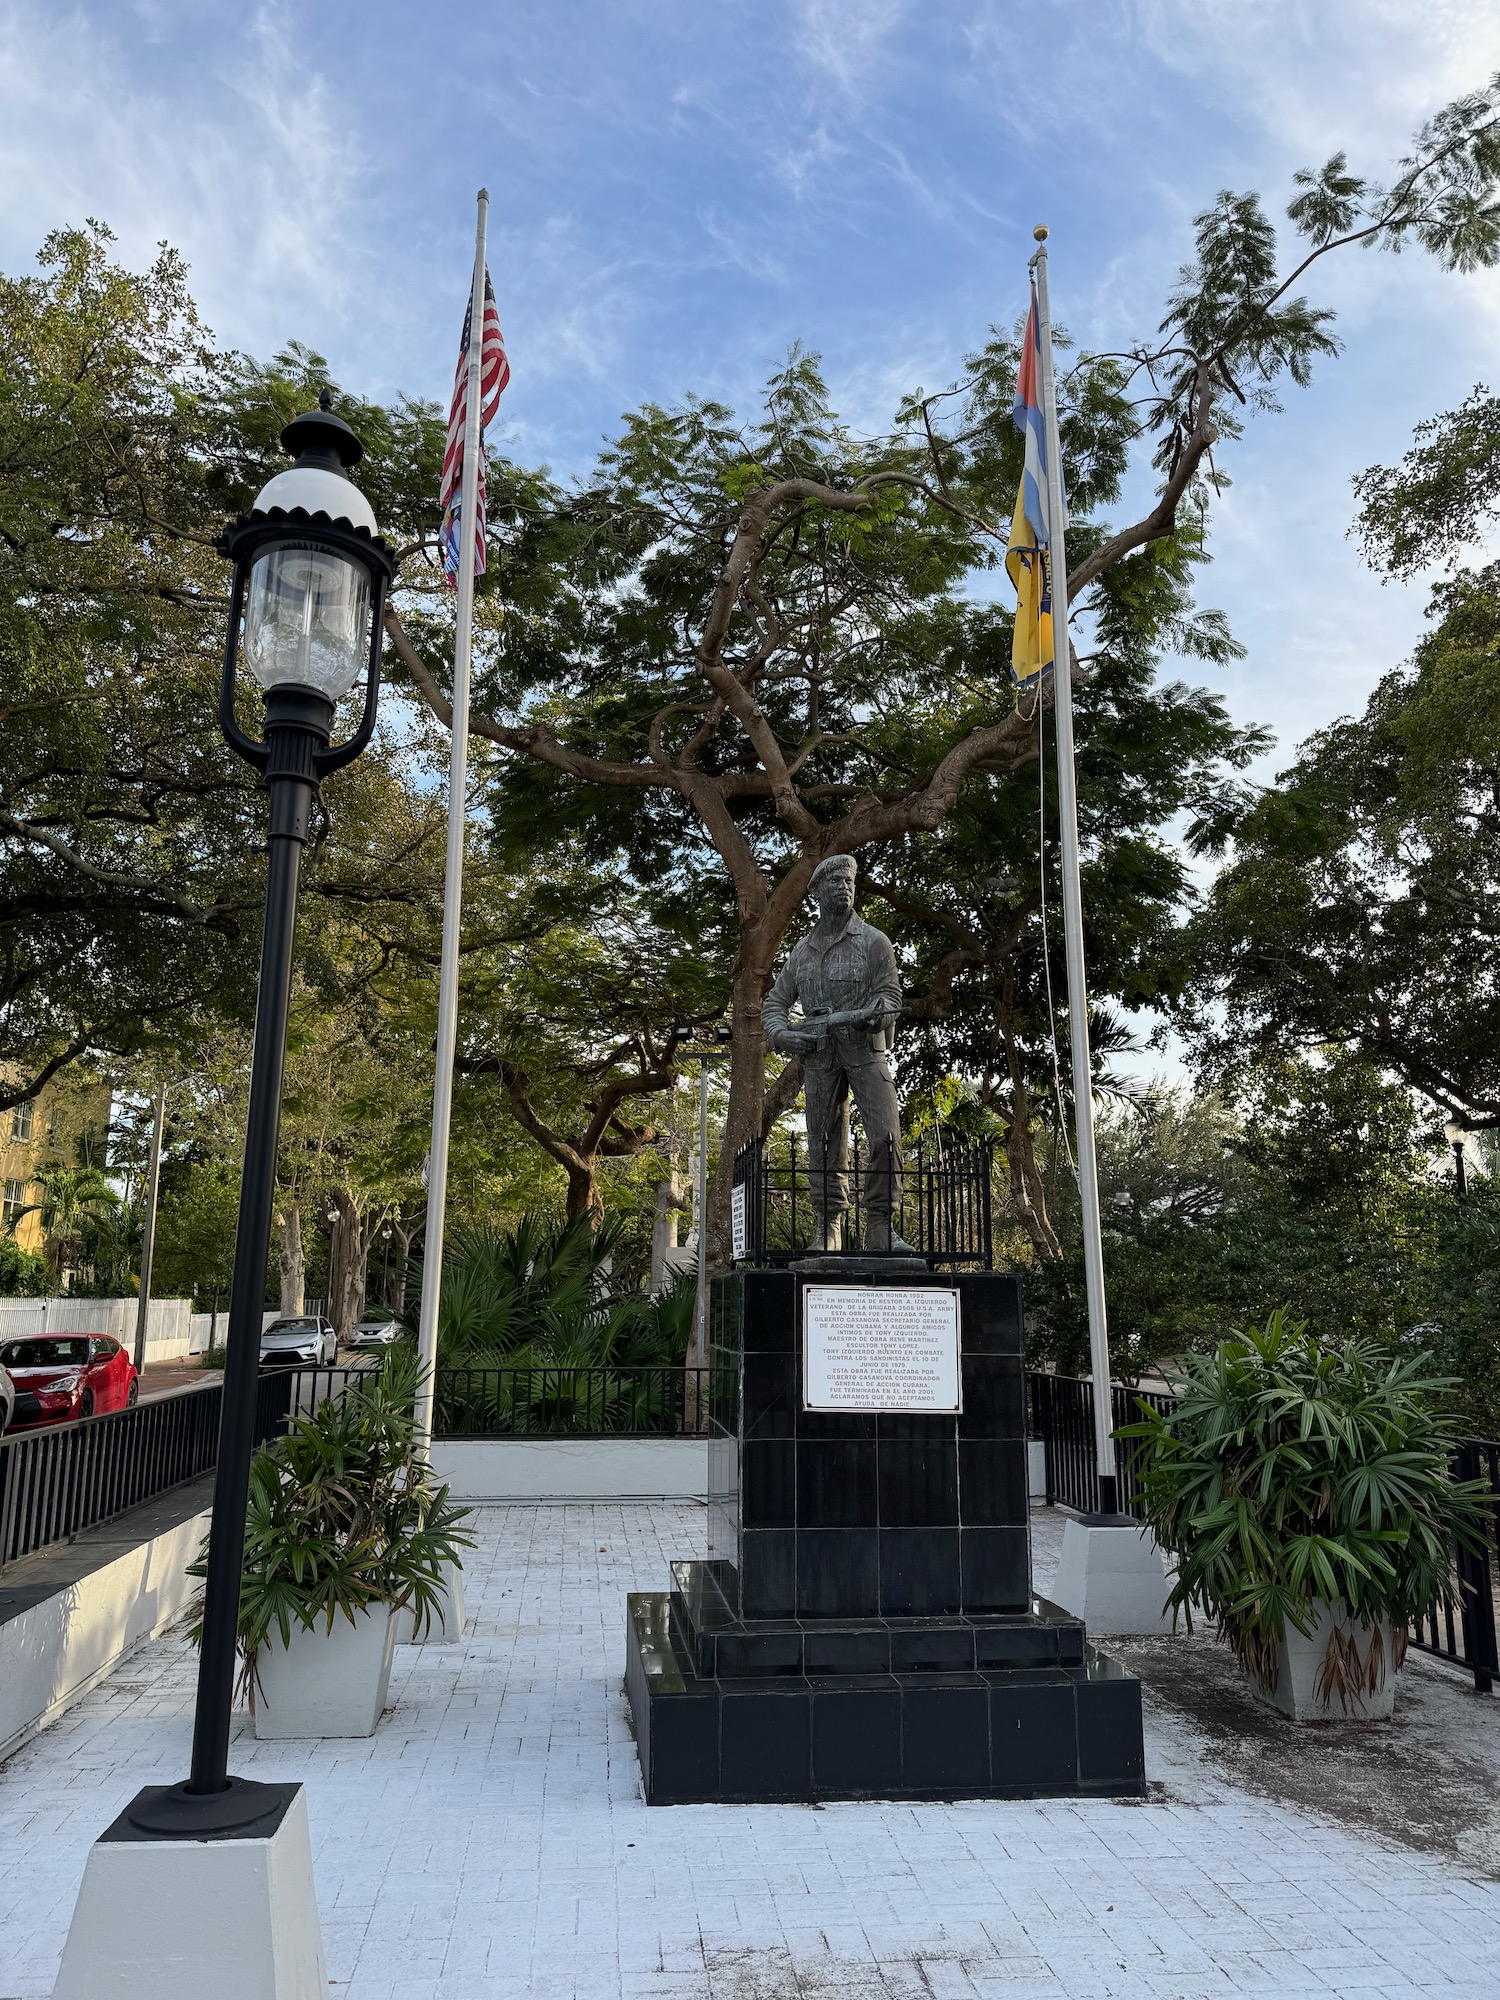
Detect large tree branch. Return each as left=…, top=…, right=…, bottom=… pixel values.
left=0, top=807, right=215, bottom=922
left=1065, top=361, right=1219, bottom=599
left=384, top=608, right=671, bottom=793
left=0, top=1038, right=91, bottom=1115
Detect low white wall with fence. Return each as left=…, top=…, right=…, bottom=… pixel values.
left=430, top=1437, right=710, bottom=1501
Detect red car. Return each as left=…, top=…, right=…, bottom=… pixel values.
left=0, top=1334, right=139, bottom=1428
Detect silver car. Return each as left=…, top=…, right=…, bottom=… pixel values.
left=349, top=1313, right=402, bottom=1349
left=259, top=1315, right=337, bottom=1368
left=0, top=1361, right=13, bottom=1433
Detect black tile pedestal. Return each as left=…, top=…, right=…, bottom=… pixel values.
left=625, top=1269, right=1145, bottom=1803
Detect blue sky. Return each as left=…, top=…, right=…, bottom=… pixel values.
left=2, top=0, right=1498, bottom=1077
left=2, top=0, right=1496, bottom=760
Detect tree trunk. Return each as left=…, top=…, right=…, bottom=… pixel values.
left=564, top=1159, right=602, bottom=1223
left=389, top=1221, right=413, bottom=1313
left=997, top=1020, right=1062, bottom=1260
left=327, top=1187, right=370, bottom=1344
left=709, top=943, right=778, bottom=1262
left=278, top=1203, right=305, bottom=1315
left=1003, top=1098, right=1063, bottom=1260
left=649, top=1169, right=685, bottom=1294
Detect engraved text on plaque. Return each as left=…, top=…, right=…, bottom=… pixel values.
left=802, top=1285, right=962, bottom=1413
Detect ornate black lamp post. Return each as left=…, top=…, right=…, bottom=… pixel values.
left=1444, top=1117, right=1470, bottom=1200
left=127, top=394, right=396, bottom=1836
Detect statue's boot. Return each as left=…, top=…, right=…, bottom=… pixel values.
left=813, top=1212, right=844, bottom=1254
left=864, top=1216, right=917, bottom=1255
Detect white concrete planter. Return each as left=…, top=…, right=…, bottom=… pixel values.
left=251, top=1604, right=397, bottom=1739
left=398, top=1556, right=466, bottom=1644
left=1258, top=1600, right=1399, bottom=1721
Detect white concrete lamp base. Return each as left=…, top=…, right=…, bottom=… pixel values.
left=400, top=1556, right=467, bottom=1645
left=53, top=1781, right=325, bottom=2000
left=1050, top=1516, right=1176, bottom=1636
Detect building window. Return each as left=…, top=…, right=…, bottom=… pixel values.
left=2, top=1179, right=24, bottom=1228
left=10, top=1102, right=34, bottom=1142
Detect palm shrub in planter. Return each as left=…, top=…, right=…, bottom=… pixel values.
left=191, top=1350, right=473, bottom=1737
left=1120, top=1312, right=1489, bottom=1719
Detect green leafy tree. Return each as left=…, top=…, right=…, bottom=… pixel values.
left=1190, top=458, right=1500, bottom=1127
left=383, top=85, right=1500, bottom=1249
left=0, top=226, right=459, bottom=1106
left=1027, top=1061, right=1463, bottom=1389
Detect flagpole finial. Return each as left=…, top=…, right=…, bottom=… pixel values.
left=478, top=187, right=490, bottom=202
left=1033, top=225, right=1049, bottom=242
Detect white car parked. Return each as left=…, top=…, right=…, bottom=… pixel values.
left=259, top=1315, right=338, bottom=1368
left=348, top=1313, right=403, bottom=1349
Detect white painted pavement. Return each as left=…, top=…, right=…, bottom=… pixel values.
left=0, top=1501, right=1496, bottom=2000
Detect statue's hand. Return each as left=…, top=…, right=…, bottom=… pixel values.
left=774, top=1027, right=819, bottom=1057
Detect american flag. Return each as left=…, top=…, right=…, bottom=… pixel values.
left=439, top=270, right=509, bottom=587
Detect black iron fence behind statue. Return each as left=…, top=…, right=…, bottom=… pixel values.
left=1026, top=1370, right=1177, bottom=1518
left=732, top=1129, right=993, bottom=1268
left=1409, top=1437, right=1500, bottom=1696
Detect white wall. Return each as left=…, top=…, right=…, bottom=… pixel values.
left=0, top=1297, right=206, bottom=1362
left=0, top=1503, right=210, bottom=1765
left=430, top=1437, right=709, bottom=1501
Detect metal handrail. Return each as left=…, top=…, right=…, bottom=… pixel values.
left=0, top=1371, right=292, bottom=1571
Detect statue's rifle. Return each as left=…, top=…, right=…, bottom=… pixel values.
left=798, top=1005, right=885, bottom=1051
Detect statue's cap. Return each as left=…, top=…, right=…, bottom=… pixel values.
left=810, top=854, right=857, bottom=888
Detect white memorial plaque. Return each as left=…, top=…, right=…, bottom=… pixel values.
left=803, top=1286, right=962, bottom=1413
left=730, top=1183, right=747, bottom=1260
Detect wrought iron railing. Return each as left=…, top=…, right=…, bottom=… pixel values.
left=732, top=1129, right=993, bottom=1268
left=1409, top=1438, right=1499, bottom=1695
left=434, top=1365, right=710, bottom=1438
left=0, top=1370, right=293, bottom=1571
left=1025, top=1370, right=1176, bottom=1519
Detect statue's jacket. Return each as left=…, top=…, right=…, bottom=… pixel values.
left=761, top=912, right=902, bottom=1072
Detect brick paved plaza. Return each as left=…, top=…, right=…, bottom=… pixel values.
left=2, top=1502, right=1497, bottom=2000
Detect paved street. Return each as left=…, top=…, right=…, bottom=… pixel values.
left=1, top=1502, right=1497, bottom=2000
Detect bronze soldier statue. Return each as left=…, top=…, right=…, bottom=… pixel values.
left=762, top=855, right=913, bottom=1254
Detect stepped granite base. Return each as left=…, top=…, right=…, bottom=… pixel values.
left=625, top=1269, right=1145, bottom=1804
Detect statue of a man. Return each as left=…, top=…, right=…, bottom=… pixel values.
left=762, top=855, right=912, bottom=1254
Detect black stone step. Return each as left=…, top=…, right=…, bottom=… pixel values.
left=627, top=1592, right=1145, bottom=1805
left=668, top=1558, right=1087, bottom=1679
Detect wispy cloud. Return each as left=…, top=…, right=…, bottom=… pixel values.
left=0, top=3, right=365, bottom=354
left=791, top=0, right=909, bottom=96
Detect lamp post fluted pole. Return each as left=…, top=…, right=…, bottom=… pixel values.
left=187, top=695, right=322, bottom=1800
left=125, top=397, right=396, bottom=1837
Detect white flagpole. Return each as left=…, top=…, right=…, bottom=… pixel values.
left=1029, top=224, right=1122, bottom=1518
left=414, top=188, right=489, bottom=1450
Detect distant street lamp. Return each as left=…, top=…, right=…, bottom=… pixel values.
left=126, top=393, right=396, bottom=1836
left=1444, top=1117, right=1469, bottom=1199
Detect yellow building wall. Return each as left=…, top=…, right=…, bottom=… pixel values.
left=1, top=1075, right=114, bottom=1259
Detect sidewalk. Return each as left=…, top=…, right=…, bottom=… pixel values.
left=0, top=1502, right=1496, bottom=2000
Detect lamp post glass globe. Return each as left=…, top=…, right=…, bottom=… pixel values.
left=243, top=542, right=372, bottom=702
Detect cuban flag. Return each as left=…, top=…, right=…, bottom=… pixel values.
left=1006, top=285, right=1053, bottom=684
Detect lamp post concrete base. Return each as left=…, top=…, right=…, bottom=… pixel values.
left=1050, top=1517, right=1176, bottom=1636
left=400, top=1556, right=466, bottom=1644
left=53, top=1782, right=325, bottom=2000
